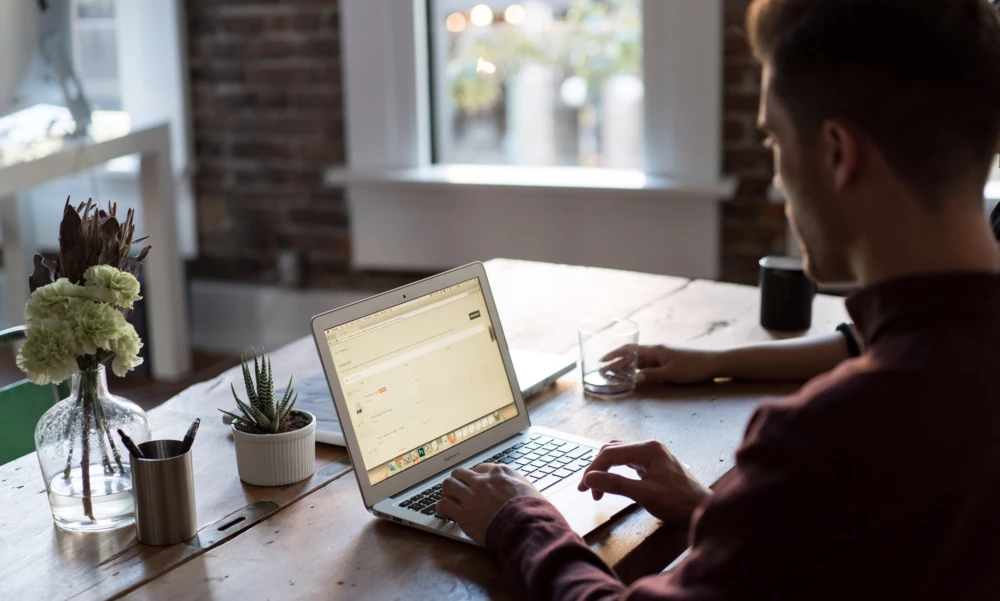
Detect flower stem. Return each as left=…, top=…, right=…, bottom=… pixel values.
left=62, top=398, right=80, bottom=481
left=80, top=394, right=95, bottom=520
left=93, top=391, right=125, bottom=473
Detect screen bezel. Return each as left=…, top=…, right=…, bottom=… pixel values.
left=310, top=262, right=530, bottom=508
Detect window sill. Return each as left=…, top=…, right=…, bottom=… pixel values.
left=324, top=164, right=736, bottom=201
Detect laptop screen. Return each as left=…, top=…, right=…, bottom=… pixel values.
left=323, top=278, right=519, bottom=486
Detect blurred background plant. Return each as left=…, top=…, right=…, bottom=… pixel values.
left=432, top=0, right=643, bottom=168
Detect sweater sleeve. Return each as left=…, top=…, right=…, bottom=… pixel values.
left=483, top=405, right=841, bottom=601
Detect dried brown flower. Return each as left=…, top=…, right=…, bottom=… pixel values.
left=29, top=197, right=152, bottom=295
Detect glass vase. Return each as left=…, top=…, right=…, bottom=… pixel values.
left=34, top=366, right=151, bottom=532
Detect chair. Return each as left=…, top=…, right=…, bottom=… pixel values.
left=0, top=327, right=70, bottom=465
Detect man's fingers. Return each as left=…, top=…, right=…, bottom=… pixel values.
left=436, top=497, right=464, bottom=521
left=601, top=345, right=633, bottom=362
left=582, top=471, right=645, bottom=502
left=581, top=441, right=627, bottom=490
left=599, top=439, right=625, bottom=452
left=635, top=365, right=676, bottom=386
left=472, top=463, right=495, bottom=474
left=451, top=467, right=480, bottom=485
left=442, top=477, right=473, bottom=504
left=635, top=346, right=663, bottom=369
left=579, top=442, right=652, bottom=490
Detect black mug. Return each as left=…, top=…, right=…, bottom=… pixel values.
left=759, top=256, right=816, bottom=331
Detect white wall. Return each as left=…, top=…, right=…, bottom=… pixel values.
left=189, top=282, right=372, bottom=355
left=0, top=0, right=39, bottom=114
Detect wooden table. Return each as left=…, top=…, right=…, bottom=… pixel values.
left=0, top=260, right=849, bottom=600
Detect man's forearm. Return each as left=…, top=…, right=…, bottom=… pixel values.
left=713, top=332, right=850, bottom=381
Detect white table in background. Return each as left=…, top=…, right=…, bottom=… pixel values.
left=0, top=120, right=191, bottom=381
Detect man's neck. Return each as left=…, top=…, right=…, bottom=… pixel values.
left=851, top=203, right=1000, bottom=287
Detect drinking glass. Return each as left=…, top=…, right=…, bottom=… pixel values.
left=578, top=318, right=639, bottom=395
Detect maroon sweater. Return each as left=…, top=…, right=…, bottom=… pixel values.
left=486, top=273, right=1000, bottom=601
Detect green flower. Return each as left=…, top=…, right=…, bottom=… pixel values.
left=25, top=279, right=99, bottom=323
left=66, top=301, right=130, bottom=356
left=110, top=323, right=144, bottom=377
left=84, top=265, right=141, bottom=309
left=16, top=319, right=79, bottom=385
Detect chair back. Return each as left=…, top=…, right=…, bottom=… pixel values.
left=0, top=327, right=69, bottom=465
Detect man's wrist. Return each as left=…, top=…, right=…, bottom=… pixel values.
left=684, top=478, right=712, bottom=515
left=705, top=349, right=729, bottom=378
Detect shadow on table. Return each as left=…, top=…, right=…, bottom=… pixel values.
left=525, top=378, right=803, bottom=446
left=336, top=518, right=512, bottom=600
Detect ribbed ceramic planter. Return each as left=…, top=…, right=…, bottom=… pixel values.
left=232, top=411, right=316, bottom=486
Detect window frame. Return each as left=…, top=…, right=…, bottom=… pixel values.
left=334, top=0, right=732, bottom=279
left=339, top=0, right=725, bottom=184
left=70, top=0, right=121, bottom=110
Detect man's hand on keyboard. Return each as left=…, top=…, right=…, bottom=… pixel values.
left=437, top=464, right=544, bottom=546
left=578, top=440, right=710, bottom=524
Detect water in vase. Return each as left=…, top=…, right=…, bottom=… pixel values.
left=47, top=464, right=135, bottom=532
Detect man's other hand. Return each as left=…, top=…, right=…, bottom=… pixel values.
left=632, top=345, right=721, bottom=385
left=436, top=464, right=545, bottom=546
left=578, top=440, right=710, bottom=524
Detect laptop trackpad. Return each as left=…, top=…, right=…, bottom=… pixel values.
left=549, top=467, right=637, bottom=536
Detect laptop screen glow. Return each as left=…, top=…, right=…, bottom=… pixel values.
left=323, top=278, right=519, bottom=486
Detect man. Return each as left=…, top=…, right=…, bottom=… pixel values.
left=436, top=1, right=1000, bottom=599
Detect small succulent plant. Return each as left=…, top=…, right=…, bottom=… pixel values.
left=220, top=350, right=298, bottom=435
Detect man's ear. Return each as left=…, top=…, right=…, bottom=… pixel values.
left=820, top=121, right=859, bottom=192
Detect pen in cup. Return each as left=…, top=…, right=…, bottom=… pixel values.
left=117, top=428, right=144, bottom=459
left=179, top=418, right=201, bottom=454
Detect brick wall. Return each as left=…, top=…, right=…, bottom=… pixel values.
left=184, top=0, right=784, bottom=287
left=185, top=0, right=351, bottom=286
left=721, top=0, right=788, bottom=284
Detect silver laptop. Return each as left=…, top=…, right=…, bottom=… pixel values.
left=224, top=350, right=574, bottom=447
left=310, top=262, right=634, bottom=544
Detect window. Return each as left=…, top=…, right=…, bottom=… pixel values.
left=70, top=0, right=121, bottom=110
left=428, top=1, right=643, bottom=168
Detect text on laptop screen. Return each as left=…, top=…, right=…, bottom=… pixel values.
left=324, top=278, right=519, bottom=486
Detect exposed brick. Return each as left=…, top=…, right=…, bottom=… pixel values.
left=736, top=175, right=772, bottom=197
left=186, top=0, right=347, bottom=285
left=196, top=195, right=230, bottom=233
left=246, top=63, right=341, bottom=87
left=231, top=140, right=296, bottom=160
left=187, top=255, right=278, bottom=284
left=724, top=149, right=771, bottom=174
left=723, top=116, right=748, bottom=145
left=721, top=0, right=786, bottom=285
left=724, top=90, right=762, bottom=113
left=724, top=30, right=752, bottom=57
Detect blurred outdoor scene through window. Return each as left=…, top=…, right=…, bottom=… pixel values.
left=71, top=0, right=121, bottom=110
left=429, top=0, right=644, bottom=168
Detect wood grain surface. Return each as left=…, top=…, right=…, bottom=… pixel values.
left=0, top=337, right=351, bottom=601
left=118, top=260, right=850, bottom=600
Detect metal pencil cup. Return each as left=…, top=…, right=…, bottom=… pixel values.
left=130, top=440, right=197, bottom=546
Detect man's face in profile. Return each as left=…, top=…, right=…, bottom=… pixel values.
left=758, top=67, right=854, bottom=283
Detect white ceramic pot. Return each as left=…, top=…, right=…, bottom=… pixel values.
left=232, top=410, right=316, bottom=486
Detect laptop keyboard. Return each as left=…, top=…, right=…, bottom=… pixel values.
left=397, top=434, right=597, bottom=519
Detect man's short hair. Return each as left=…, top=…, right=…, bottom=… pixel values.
left=748, top=0, right=1000, bottom=201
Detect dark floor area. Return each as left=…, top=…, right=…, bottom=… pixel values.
left=0, top=347, right=238, bottom=412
